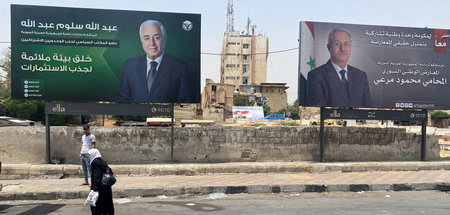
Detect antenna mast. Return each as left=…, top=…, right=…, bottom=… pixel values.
left=226, top=0, right=234, bottom=35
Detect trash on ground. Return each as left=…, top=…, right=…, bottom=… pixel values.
left=157, top=195, right=169, bottom=199
left=114, top=198, right=132, bottom=204
left=385, top=195, right=391, bottom=198
left=186, top=203, right=196, bottom=206
left=207, top=193, right=228, bottom=200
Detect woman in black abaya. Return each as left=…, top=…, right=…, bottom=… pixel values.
left=88, top=149, right=114, bottom=215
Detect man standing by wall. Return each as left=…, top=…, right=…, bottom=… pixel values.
left=78, top=124, right=95, bottom=186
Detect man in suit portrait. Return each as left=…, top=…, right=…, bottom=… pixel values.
left=117, top=20, right=194, bottom=103
left=307, top=28, right=372, bottom=107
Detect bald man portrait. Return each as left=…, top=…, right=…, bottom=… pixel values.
left=307, top=28, right=372, bottom=107
left=117, top=20, right=195, bottom=103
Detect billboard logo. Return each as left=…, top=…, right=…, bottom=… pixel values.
left=395, top=103, right=413, bottom=108
left=182, top=20, right=193, bottom=31
left=434, top=29, right=448, bottom=54
left=52, top=104, right=66, bottom=112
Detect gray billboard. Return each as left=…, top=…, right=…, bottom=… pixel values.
left=299, top=21, right=450, bottom=109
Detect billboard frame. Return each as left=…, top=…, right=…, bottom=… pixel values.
left=11, top=4, right=201, bottom=103
left=299, top=21, right=450, bottom=110
left=44, top=102, right=175, bottom=164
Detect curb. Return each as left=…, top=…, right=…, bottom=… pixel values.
left=3, top=162, right=450, bottom=179
left=1, top=182, right=450, bottom=201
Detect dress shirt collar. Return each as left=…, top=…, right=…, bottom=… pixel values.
left=330, top=60, right=348, bottom=81
left=146, top=52, right=164, bottom=75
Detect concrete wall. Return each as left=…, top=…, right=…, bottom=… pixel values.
left=0, top=126, right=447, bottom=164
left=0, top=126, right=46, bottom=163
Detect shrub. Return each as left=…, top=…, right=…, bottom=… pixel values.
left=249, top=123, right=266, bottom=127
left=430, top=111, right=450, bottom=127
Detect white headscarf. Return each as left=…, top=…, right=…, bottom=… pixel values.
left=87, top=148, right=102, bottom=164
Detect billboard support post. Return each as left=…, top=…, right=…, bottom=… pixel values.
left=319, top=107, right=325, bottom=162
left=421, top=109, right=428, bottom=161
left=45, top=113, right=51, bottom=164
left=171, top=103, right=175, bottom=163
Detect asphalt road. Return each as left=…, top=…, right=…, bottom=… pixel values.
left=1, top=191, right=450, bottom=215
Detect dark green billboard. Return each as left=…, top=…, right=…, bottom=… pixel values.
left=11, top=5, right=201, bottom=103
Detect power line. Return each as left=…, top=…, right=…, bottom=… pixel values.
left=0, top=41, right=298, bottom=55
left=201, top=47, right=298, bottom=56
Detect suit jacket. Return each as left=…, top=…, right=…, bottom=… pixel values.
left=307, top=60, right=372, bottom=107
left=117, top=54, right=194, bottom=103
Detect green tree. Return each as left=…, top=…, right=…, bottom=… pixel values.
left=249, top=100, right=271, bottom=116
left=3, top=98, right=44, bottom=121
left=277, top=105, right=300, bottom=120
left=233, top=94, right=246, bottom=106
left=113, top=115, right=147, bottom=122
left=0, top=47, right=49, bottom=123
left=262, top=105, right=271, bottom=116
left=49, top=115, right=75, bottom=126
left=0, top=47, right=11, bottom=100
left=430, top=110, right=450, bottom=127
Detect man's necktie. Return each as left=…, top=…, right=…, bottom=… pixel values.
left=147, top=61, right=158, bottom=93
left=339, top=70, right=349, bottom=97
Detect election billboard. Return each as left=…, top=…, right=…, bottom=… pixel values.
left=232, top=106, right=264, bottom=122
left=11, top=5, right=201, bottom=103
left=299, top=21, right=450, bottom=109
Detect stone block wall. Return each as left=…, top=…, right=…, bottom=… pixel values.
left=0, top=126, right=446, bottom=164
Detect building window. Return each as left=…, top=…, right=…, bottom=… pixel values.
left=226, top=64, right=237, bottom=67
left=243, top=55, right=249, bottom=61
left=243, top=64, right=248, bottom=74
left=212, top=85, right=217, bottom=92
left=243, top=44, right=249, bottom=49
left=271, top=88, right=274, bottom=92
left=242, top=77, right=248, bottom=85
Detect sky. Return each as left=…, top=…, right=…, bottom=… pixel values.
left=2, top=0, right=450, bottom=104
